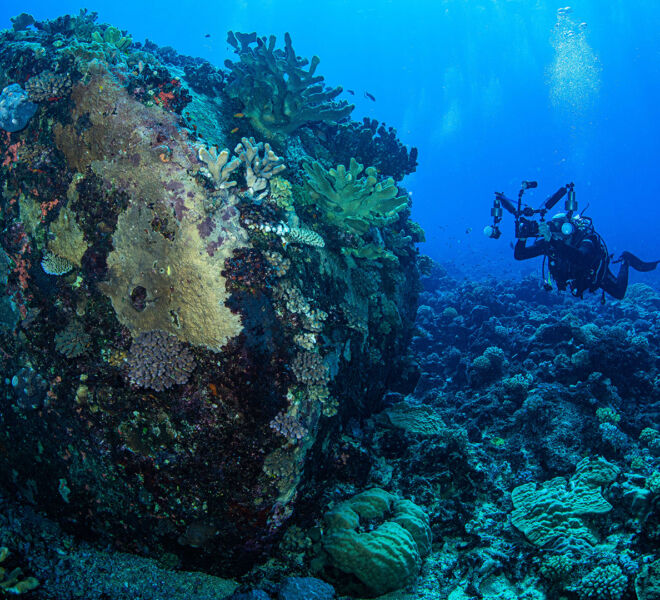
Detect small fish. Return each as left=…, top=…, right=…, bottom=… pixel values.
left=205, top=33, right=211, bottom=38
left=346, top=89, right=355, bottom=95
left=230, top=127, right=239, bottom=133
left=233, top=112, right=245, bottom=118
left=364, top=92, right=376, bottom=101
left=465, top=227, right=472, bottom=234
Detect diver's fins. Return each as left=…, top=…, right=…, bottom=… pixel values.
left=621, top=251, right=660, bottom=272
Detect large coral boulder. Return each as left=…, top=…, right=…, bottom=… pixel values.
left=0, top=15, right=421, bottom=576
left=318, top=488, right=432, bottom=596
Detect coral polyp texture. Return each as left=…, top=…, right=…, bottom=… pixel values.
left=127, top=329, right=196, bottom=391
left=0, top=9, right=421, bottom=592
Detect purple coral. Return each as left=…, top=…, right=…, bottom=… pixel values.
left=270, top=411, right=308, bottom=443
left=291, top=351, right=329, bottom=386
left=127, top=330, right=195, bottom=391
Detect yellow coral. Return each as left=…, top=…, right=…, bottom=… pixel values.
left=48, top=206, right=88, bottom=266
left=55, top=64, right=249, bottom=352
left=101, top=202, right=244, bottom=352
left=0, top=546, right=39, bottom=594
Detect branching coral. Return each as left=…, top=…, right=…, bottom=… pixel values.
left=25, top=70, right=72, bottom=101
left=234, top=136, right=285, bottom=200
left=197, top=145, right=240, bottom=191
left=127, top=329, right=195, bottom=391
left=224, top=31, right=354, bottom=138
left=303, top=157, right=408, bottom=236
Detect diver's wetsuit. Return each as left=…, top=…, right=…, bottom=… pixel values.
left=514, top=237, right=631, bottom=299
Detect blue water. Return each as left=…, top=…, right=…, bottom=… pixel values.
left=3, top=0, right=659, bottom=284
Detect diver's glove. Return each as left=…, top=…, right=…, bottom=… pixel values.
left=538, top=222, right=552, bottom=242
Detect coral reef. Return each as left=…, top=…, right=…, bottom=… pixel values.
left=0, top=11, right=420, bottom=589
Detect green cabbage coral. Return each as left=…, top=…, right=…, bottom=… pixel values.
left=91, top=26, right=132, bottom=50
left=303, top=158, right=408, bottom=236
left=320, top=488, right=431, bottom=597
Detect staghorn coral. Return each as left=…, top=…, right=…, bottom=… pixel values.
left=25, top=70, right=72, bottom=101
left=234, top=136, right=285, bottom=200
left=127, top=329, right=196, bottom=392
left=303, top=157, right=408, bottom=236
left=224, top=31, right=354, bottom=139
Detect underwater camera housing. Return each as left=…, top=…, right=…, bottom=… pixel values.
left=484, top=181, right=576, bottom=239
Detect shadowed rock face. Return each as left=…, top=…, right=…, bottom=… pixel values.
left=0, top=13, right=421, bottom=575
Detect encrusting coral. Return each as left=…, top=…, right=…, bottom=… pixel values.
left=510, top=456, right=620, bottom=554
left=47, top=205, right=88, bottom=267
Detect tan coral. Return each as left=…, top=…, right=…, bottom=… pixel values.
left=197, top=145, right=241, bottom=190
left=48, top=206, right=88, bottom=267
left=57, top=65, right=249, bottom=351
left=100, top=202, right=243, bottom=352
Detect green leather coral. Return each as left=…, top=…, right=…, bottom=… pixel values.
left=321, top=488, right=432, bottom=597
left=91, top=26, right=132, bottom=50
left=304, top=158, right=408, bottom=236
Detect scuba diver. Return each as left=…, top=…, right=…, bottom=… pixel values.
left=484, top=181, right=659, bottom=300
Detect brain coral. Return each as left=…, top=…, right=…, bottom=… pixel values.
left=321, top=487, right=432, bottom=597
